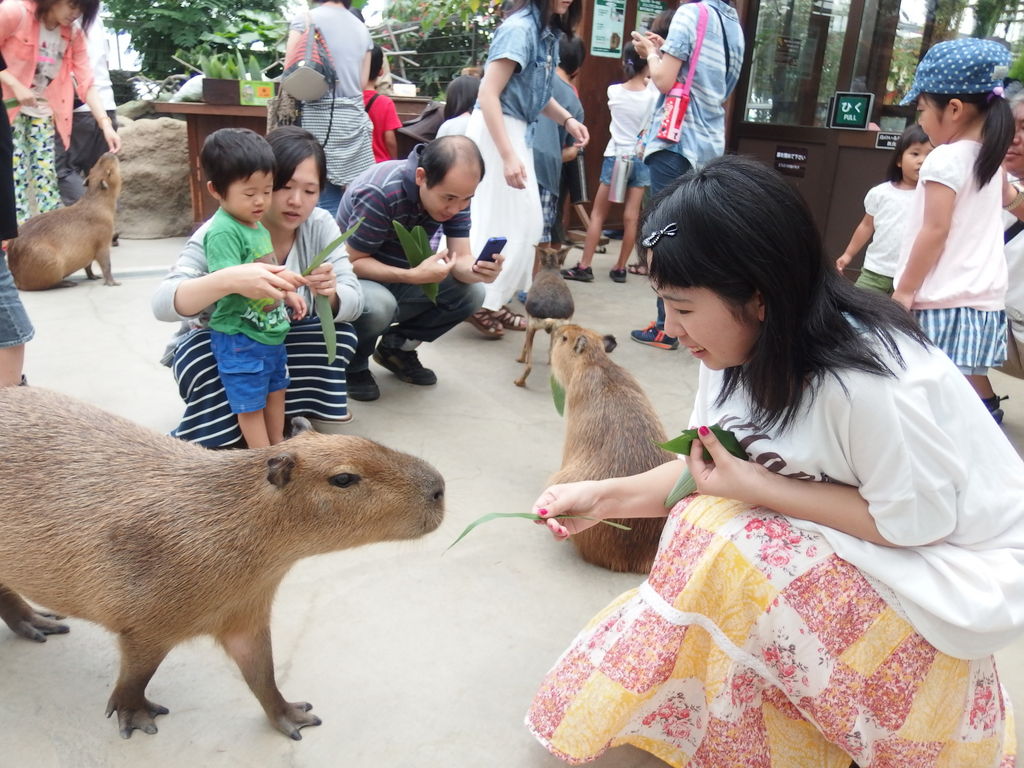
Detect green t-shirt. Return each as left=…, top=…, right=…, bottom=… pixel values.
left=205, top=208, right=290, bottom=345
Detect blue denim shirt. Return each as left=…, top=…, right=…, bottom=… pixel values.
left=644, top=0, right=745, bottom=166
left=484, top=5, right=559, bottom=142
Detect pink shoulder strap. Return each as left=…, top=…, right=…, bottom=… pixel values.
left=680, top=3, right=710, bottom=97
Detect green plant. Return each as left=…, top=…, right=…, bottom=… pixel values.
left=658, top=427, right=747, bottom=507
left=105, top=0, right=285, bottom=79
left=190, top=51, right=267, bottom=80
left=392, top=221, right=438, bottom=303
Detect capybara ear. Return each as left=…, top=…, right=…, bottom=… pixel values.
left=602, top=334, right=617, bottom=353
left=266, top=454, right=296, bottom=488
left=99, top=179, right=109, bottom=191
left=573, top=334, right=589, bottom=355
left=289, top=416, right=314, bottom=435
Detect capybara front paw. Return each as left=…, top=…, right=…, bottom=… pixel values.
left=105, top=697, right=169, bottom=738
left=10, top=610, right=68, bottom=642
left=273, top=701, right=321, bottom=740
left=104, top=279, right=121, bottom=287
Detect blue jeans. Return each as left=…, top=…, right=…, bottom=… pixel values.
left=0, top=251, right=33, bottom=347
left=350, top=276, right=485, bottom=371
left=645, top=151, right=693, bottom=330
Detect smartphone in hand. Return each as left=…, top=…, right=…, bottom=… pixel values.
left=475, top=236, right=508, bottom=263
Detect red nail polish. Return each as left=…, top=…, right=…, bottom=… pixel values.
left=698, top=426, right=710, bottom=436
left=538, top=508, right=549, bottom=517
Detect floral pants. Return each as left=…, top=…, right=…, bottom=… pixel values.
left=11, top=113, right=60, bottom=224
left=527, top=496, right=1016, bottom=767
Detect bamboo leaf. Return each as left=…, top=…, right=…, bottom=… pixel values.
left=445, top=511, right=631, bottom=552
left=302, top=218, right=362, bottom=276
left=422, top=282, right=438, bottom=303
left=393, top=220, right=427, bottom=266
left=657, top=425, right=746, bottom=461
left=413, top=225, right=431, bottom=258
left=313, top=294, right=337, bottom=364
left=551, top=374, right=566, bottom=416
left=3, top=97, right=18, bottom=109
left=665, top=467, right=698, bottom=507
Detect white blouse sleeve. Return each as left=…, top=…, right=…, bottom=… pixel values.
left=843, top=368, right=963, bottom=546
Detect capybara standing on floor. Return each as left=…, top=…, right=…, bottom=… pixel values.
left=0, top=387, right=445, bottom=740
left=8, top=153, right=122, bottom=289
left=516, top=245, right=574, bottom=387
left=548, top=325, right=672, bottom=573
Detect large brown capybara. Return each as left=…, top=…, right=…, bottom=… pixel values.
left=0, top=387, right=445, bottom=740
left=8, top=152, right=122, bottom=289
left=548, top=325, right=673, bottom=573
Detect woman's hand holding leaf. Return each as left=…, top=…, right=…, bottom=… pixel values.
left=532, top=481, right=607, bottom=540
left=687, top=426, right=766, bottom=503
left=224, top=262, right=306, bottom=301
left=305, top=263, right=336, bottom=299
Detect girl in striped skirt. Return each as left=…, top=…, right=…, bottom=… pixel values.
left=152, top=127, right=363, bottom=448
left=892, top=38, right=1015, bottom=422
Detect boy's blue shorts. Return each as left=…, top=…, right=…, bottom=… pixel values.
left=210, top=330, right=290, bottom=414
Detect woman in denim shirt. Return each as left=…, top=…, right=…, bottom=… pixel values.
left=465, top=0, right=589, bottom=338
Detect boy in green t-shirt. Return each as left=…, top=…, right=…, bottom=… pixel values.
left=201, top=128, right=306, bottom=448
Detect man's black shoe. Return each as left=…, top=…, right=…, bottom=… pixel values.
left=347, top=368, right=380, bottom=401
left=373, top=345, right=437, bottom=385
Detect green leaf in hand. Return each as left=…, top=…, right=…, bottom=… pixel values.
left=445, top=511, right=631, bottom=552
left=658, top=426, right=747, bottom=507
left=393, top=220, right=439, bottom=304
left=300, top=218, right=362, bottom=366
left=551, top=374, right=566, bottom=416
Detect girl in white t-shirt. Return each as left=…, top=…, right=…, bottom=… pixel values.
left=561, top=43, right=655, bottom=283
left=836, top=125, right=931, bottom=294
left=526, top=154, right=1022, bottom=767
left=893, top=38, right=1014, bottom=422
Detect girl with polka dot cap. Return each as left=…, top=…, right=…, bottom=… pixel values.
left=895, top=37, right=1014, bottom=422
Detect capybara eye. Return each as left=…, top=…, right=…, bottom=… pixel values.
left=329, top=473, right=361, bottom=488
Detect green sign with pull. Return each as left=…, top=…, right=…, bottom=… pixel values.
left=828, top=91, right=874, bottom=130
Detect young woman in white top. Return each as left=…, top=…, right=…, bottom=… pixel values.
left=894, top=38, right=1014, bottom=422
left=526, top=155, right=1022, bottom=767
left=835, top=124, right=931, bottom=295
left=561, top=42, right=655, bottom=284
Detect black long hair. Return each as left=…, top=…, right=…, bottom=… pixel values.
left=443, top=75, right=480, bottom=121
left=919, top=91, right=1013, bottom=189
left=265, top=126, right=327, bottom=192
left=643, top=155, right=930, bottom=432
left=622, top=42, right=648, bottom=80
left=506, top=0, right=581, bottom=36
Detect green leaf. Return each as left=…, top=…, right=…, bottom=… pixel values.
left=392, top=221, right=438, bottom=304
left=301, top=219, right=362, bottom=277
left=551, top=374, right=565, bottom=416
left=314, top=294, right=337, bottom=364
left=665, top=467, right=698, bottom=507
left=3, top=97, right=18, bottom=109
left=657, top=425, right=746, bottom=461
left=444, top=512, right=631, bottom=552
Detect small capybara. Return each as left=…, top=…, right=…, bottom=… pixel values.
left=8, top=152, right=122, bottom=289
left=516, top=245, right=574, bottom=387
left=548, top=325, right=672, bottom=573
left=0, top=387, right=445, bottom=740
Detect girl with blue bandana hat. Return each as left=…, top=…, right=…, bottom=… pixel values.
left=894, top=37, right=1014, bottom=423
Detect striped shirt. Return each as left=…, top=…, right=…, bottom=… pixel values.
left=337, top=146, right=472, bottom=269
left=644, top=0, right=745, bottom=166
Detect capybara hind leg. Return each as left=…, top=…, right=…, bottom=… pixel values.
left=220, top=624, right=321, bottom=740
left=0, top=584, right=69, bottom=641
left=105, top=635, right=171, bottom=738
left=95, top=248, right=120, bottom=286
left=84, top=264, right=98, bottom=280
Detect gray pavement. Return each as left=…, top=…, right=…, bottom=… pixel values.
left=5, top=238, right=1024, bottom=766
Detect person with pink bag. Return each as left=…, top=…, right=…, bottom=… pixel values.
left=627, top=0, right=744, bottom=350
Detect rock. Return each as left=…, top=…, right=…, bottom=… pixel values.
left=115, top=117, right=191, bottom=238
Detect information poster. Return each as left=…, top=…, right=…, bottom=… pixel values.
left=591, top=0, right=626, bottom=59
left=635, top=0, right=666, bottom=34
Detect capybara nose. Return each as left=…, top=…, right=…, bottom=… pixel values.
left=432, top=482, right=445, bottom=503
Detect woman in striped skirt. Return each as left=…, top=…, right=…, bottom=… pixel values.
left=152, top=126, right=363, bottom=448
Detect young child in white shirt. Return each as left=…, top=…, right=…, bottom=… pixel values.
left=836, top=124, right=931, bottom=294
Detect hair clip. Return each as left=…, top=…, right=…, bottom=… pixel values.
left=640, top=222, right=678, bottom=248
left=988, top=84, right=1005, bottom=102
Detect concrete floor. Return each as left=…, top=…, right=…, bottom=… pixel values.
left=5, top=238, right=1024, bottom=767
